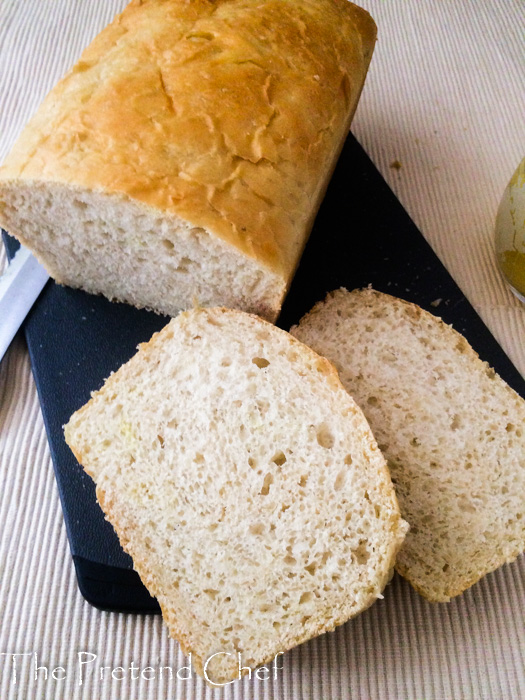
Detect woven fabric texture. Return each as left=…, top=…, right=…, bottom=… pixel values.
left=0, top=1, right=523, bottom=698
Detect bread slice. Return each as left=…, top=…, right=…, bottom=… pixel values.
left=64, top=307, right=407, bottom=684
left=291, top=287, right=525, bottom=602
left=0, top=0, right=376, bottom=322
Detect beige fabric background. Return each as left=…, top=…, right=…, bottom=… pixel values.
left=0, top=1, right=524, bottom=698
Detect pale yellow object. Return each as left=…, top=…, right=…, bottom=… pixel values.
left=495, top=156, right=525, bottom=302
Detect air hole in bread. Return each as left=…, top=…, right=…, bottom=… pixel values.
left=260, top=473, right=273, bottom=495
left=450, top=414, right=461, bottom=431
left=305, top=562, right=316, bottom=575
left=272, top=451, right=286, bottom=466
left=334, top=470, right=345, bottom=491
left=352, top=542, right=370, bottom=565
left=316, top=423, right=334, bottom=449
left=252, top=357, right=270, bottom=368
left=177, top=257, right=193, bottom=273
left=249, top=523, right=264, bottom=536
left=299, top=591, right=313, bottom=604
left=257, top=399, right=269, bottom=415
left=162, top=238, right=174, bottom=250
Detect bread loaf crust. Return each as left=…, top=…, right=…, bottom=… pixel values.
left=0, top=0, right=376, bottom=319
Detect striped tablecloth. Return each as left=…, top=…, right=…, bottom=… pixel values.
left=1, top=1, right=524, bottom=698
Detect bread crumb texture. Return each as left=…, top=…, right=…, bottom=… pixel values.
left=0, top=0, right=376, bottom=321
left=291, top=287, right=525, bottom=602
left=65, top=307, right=406, bottom=684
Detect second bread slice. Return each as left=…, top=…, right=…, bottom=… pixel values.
left=291, top=287, right=525, bottom=602
left=64, top=307, right=407, bottom=684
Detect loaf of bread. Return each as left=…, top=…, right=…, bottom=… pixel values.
left=291, top=287, right=525, bottom=602
left=64, top=307, right=407, bottom=684
left=0, top=0, right=376, bottom=322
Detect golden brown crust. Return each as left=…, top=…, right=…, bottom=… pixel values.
left=0, top=0, right=375, bottom=284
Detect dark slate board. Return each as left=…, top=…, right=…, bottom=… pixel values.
left=3, top=133, right=524, bottom=613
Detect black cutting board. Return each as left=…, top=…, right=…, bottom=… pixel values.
left=3, top=133, right=524, bottom=613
